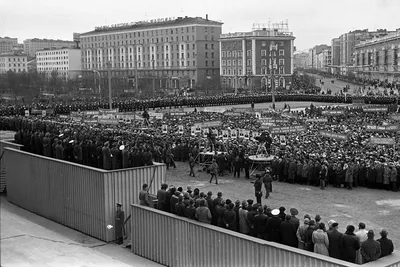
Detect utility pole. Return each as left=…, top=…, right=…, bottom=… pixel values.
left=234, top=52, right=238, bottom=95
left=107, top=61, right=112, bottom=110
left=271, top=44, right=276, bottom=109
left=93, top=70, right=101, bottom=103
left=152, top=59, right=155, bottom=98
left=133, top=45, right=138, bottom=95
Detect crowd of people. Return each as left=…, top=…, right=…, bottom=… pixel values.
left=140, top=180, right=395, bottom=264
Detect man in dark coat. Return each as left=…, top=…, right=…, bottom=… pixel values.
left=266, top=209, right=282, bottom=243
left=102, top=141, right=112, bottom=170
left=156, top=183, right=168, bottom=210
left=115, top=203, right=125, bottom=245
left=327, top=222, right=343, bottom=260
left=377, top=229, right=394, bottom=258
left=280, top=214, right=297, bottom=247
left=121, top=144, right=130, bottom=168
left=253, top=206, right=268, bottom=240
left=304, top=220, right=317, bottom=252
left=341, top=225, right=361, bottom=263
left=361, top=230, right=381, bottom=264
left=223, top=203, right=237, bottom=231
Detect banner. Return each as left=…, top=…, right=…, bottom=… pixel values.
left=365, top=125, right=400, bottom=132
left=148, top=112, right=164, bottom=120
left=251, top=131, right=259, bottom=139
left=99, top=108, right=119, bottom=114
left=222, top=130, right=229, bottom=140
left=162, top=124, right=168, bottom=134
left=83, top=110, right=100, bottom=116
left=306, top=118, right=328, bottom=123
left=115, top=113, right=143, bottom=121
left=71, top=116, right=82, bottom=122
left=98, top=118, right=119, bottom=125
left=203, top=107, right=226, bottom=113
left=59, top=115, right=68, bottom=119
left=190, top=126, right=196, bottom=135
left=259, top=118, right=288, bottom=123
left=255, top=112, right=261, bottom=119
left=178, top=125, right=184, bottom=134
left=41, top=110, right=46, bottom=117
left=319, top=131, right=348, bottom=140
left=170, top=112, right=186, bottom=116
left=224, top=112, right=240, bottom=116
left=194, top=124, right=201, bottom=133
left=321, top=110, right=345, bottom=115
left=362, top=106, right=388, bottom=112
left=212, top=129, right=218, bottom=136
left=83, top=119, right=98, bottom=124
left=25, top=110, right=30, bottom=116
left=391, top=114, right=400, bottom=121
left=370, top=137, right=395, bottom=145
left=269, top=125, right=306, bottom=134
left=195, top=121, right=222, bottom=128
left=231, top=108, right=252, bottom=113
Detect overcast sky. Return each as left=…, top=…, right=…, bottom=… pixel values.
left=1, top=0, right=399, bottom=51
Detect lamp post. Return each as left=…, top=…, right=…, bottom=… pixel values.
left=107, top=61, right=112, bottom=110
left=151, top=58, right=155, bottom=98
left=93, top=70, right=101, bottom=103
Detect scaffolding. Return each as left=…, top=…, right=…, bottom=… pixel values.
left=252, top=20, right=290, bottom=34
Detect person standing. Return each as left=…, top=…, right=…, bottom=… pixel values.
left=312, top=222, right=330, bottom=256
left=223, top=203, right=237, bottom=231
left=238, top=201, right=250, bottom=235
left=188, top=153, right=195, bottom=177
left=341, top=225, right=361, bottom=263
left=305, top=220, right=318, bottom=252
left=139, top=183, right=150, bottom=206
left=266, top=209, right=282, bottom=243
left=209, top=158, right=219, bottom=184
left=355, top=222, right=368, bottom=243
left=254, top=175, right=263, bottom=205
left=262, top=169, right=273, bottom=199
left=327, top=222, right=343, bottom=260
left=253, top=206, right=268, bottom=240
left=360, top=230, right=381, bottom=264
left=281, top=214, right=298, bottom=248
left=320, top=161, right=328, bottom=190
left=102, top=141, right=112, bottom=170
left=156, top=183, right=168, bottom=210
left=115, top=203, right=125, bottom=245
left=296, top=218, right=310, bottom=250
left=377, top=229, right=394, bottom=258
left=195, top=199, right=212, bottom=224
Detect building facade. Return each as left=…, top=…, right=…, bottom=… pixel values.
left=308, top=44, right=330, bottom=70
left=0, top=37, right=19, bottom=54
left=354, top=29, right=400, bottom=83
left=79, top=16, right=222, bottom=92
left=293, top=52, right=309, bottom=69
left=330, top=38, right=340, bottom=73
left=0, top=53, right=28, bottom=73
left=23, top=38, right=76, bottom=58
left=36, top=47, right=81, bottom=80
left=335, top=29, right=395, bottom=75
left=220, top=22, right=295, bottom=91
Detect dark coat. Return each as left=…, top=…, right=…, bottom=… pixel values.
left=266, top=216, right=282, bottom=243
left=115, top=210, right=125, bottom=239
left=377, top=237, right=394, bottom=258
left=280, top=221, right=297, bottom=247
left=341, top=232, right=361, bottom=263
left=253, top=213, right=268, bottom=235
left=327, top=229, right=343, bottom=259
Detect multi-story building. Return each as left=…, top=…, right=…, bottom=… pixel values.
left=330, top=38, right=340, bottom=74
left=220, top=22, right=295, bottom=91
left=336, top=29, right=395, bottom=75
left=79, top=15, right=222, bottom=91
left=0, top=37, right=19, bottom=54
left=36, top=47, right=81, bottom=80
left=0, top=53, right=28, bottom=73
left=293, top=52, right=309, bottom=69
left=354, top=29, right=400, bottom=83
left=308, top=44, right=330, bottom=69
left=23, top=38, right=76, bottom=58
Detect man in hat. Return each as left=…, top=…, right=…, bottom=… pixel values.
left=360, top=230, right=381, bottom=263
left=253, top=206, right=268, bottom=240
left=289, top=208, right=300, bottom=231
left=304, top=220, right=317, bottom=252
left=296, top=218, right=309, bottom=250
left=377, top=229, right=394, bottom=258
left=209, top=158, right=219, bottom=184
left=341, top=225, right=360, bottom=263
left=266, top=209, right=282, bottom=243
left=327, top=222, right=343, bottom=260
left=253, top=175, right=263, bottom=205
left=115, top=203, right=125, bottom=245
left=102, top=141, right=112, bottom=170
left=281, top=214, right=297, bottom=248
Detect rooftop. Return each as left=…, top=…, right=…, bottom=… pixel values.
left=355, top=30, right=400, bottom=48
left=81, top=16, right=223, bottom=36
left=37, top=46, right=80, bottom=52
left=24, top=38, right=75, bottom=43
left=220, top=21, right=294, bottom=39
left=0, top=53, right=28, bottom=57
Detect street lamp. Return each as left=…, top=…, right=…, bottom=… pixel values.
left=93, top=70, right=101, bottom=103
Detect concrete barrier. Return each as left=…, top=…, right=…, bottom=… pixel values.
left=0, top=140, right=23, bottom=193
left=4, top=148, right=165, bottom=242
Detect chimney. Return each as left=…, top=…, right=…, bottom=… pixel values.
left=206, top=14, right=208, bottom=20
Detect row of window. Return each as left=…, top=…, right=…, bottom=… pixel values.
left=221, top=49, right=284, bottom=58
left=84, top=26, right=216, bottom=42
left=37, top=62, right=69, bottom=66
left=37, top=50, right=69, bottom=56
left=222, top=66, right=285, bottom=75
left=81, top=34, right=216, bottom=49
left=0, top=67, right=25, bottom=72
left=0, top=63, right=26, bottom=67
left=83, top=59, right=216, bottom=68
left=38, top=67, right=69, bottom=71
left=222, top=58, right=283, bottom=66
left=37, top=56, right=69, bottom=61
left=0, top=57, right=26, bottom=62
left=83, top=51, right=210, bottom=62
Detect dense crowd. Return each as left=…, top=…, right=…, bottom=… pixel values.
left=138, top=179, right=395, bottom=264
left=0, top=93, right=399, bottom=116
